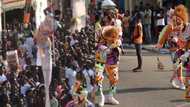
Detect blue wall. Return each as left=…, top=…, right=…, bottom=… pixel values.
left=119, top=0, right=125, bottom=13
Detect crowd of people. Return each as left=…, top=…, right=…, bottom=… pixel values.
left=107, top=2, right=182, bottom=45
left=0, top=4, right=97, bottom=107
left=95, top=1, right=190, bottom=105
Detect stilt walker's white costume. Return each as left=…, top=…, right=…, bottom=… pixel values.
left=34, top=8, right=55, bottom=107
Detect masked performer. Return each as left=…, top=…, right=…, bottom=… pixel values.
left=95, top=26, right=121, bottom=106
left=156, top=4, right=190, bottom=90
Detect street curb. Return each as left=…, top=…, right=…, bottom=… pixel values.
left=122, top=44, right=170, bottom=54
left=142, top=47, right=159, bottom=53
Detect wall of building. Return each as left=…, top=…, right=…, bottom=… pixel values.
left=124, top=0, right=162, bottom=13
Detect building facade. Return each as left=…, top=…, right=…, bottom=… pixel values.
left=124, top=0, right=163, bottom=13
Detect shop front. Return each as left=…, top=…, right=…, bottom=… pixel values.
left=1, top=0, right=26, bottom=28
left=2, top=0, right=25, bottom=11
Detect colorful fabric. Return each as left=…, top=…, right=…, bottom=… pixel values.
left=106, top=47, right=120, bottom=65
left=158, top=24, right=190, bottom=53
left=95, top=26, right=120, bottom=105
left=173, top=49, right=186, bottom=83
left=158, top=25, right=168, bottom=42
left=108, top=86, right=117, bottom=95
left=96, top=45, right=108, bottom=63
left=105, top=64, right=119, bottom=86
left=95, top=62, right=104, bottom=85
left=180, top=50, right=190, bottom=77
left=173, top=50, right=190, bottom=85
left=95, top=44, right=107, bottom=86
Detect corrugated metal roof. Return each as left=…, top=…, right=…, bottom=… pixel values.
left=2, top=0, right=25, bottom=11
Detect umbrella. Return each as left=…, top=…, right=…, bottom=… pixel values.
left=101, top=0, right=116, bottom=9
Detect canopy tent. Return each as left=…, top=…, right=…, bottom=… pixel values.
left=2, top=0, right=26, bottom=12
left=101, top=0, right=116, bottom=9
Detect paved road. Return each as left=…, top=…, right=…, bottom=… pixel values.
left=103, top=49, right=189, bottom=107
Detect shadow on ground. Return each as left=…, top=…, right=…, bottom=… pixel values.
left=170, top=99, right=187, bottom=103
left=103, top=87, right=174, bottom=95
left=116, top=87, right=174, bottom=94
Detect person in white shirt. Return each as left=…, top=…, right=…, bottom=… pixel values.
left=166, top=7, right=174, bottom=25
left=0, top=64, right=7, bottom=84
left=155, top=9, right=165, bottom=43
left=65, top=65, right=77, bottom=91
left=144, top=4, right=152, bottom=44
left=82, top=65, right=95, bottom=93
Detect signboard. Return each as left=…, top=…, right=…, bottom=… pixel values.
left=3, top=0, right=24, bottom=4
left=6, top=50, right=19, bottom=68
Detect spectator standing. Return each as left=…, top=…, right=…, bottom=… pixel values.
left=132, top=14, right=143, bottom=72
left=166, top=6, right=174, bottom=25
left=122, top=10, right=130, bottom=44
left=144, top=3, right=152, bottom=44
left=129, top=11, right=137, bottom=45
left=113, top=10, right=123, bottom=37
left=155, top=8, right=165, bottom=43
left=95, top=15, right=102, bottom=43
left=0, top=64, right=7, bottom=84
left=95, top=15, right=102, bottom=32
